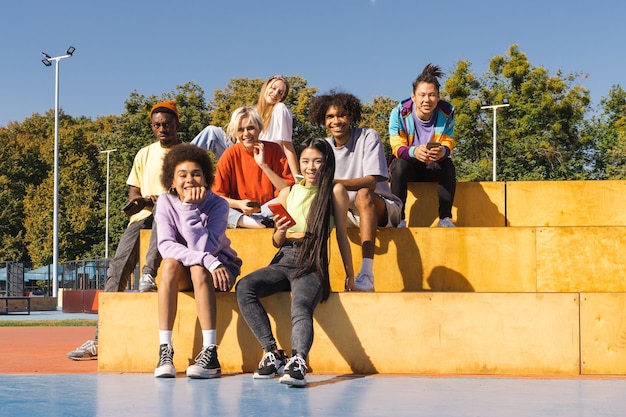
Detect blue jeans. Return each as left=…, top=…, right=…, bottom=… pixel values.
left=227, top=198, right=278, bottom=228
left=190, top=125, right=232, bottom=159
left=236, top=244, right=322, bottom=358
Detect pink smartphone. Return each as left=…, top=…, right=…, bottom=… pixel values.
left=268, top=203, right=296, bottom=227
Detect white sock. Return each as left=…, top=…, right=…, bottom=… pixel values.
left=202, top=329, right=217, bottom=347
left=159, top=330, right=172, bottom=346
left=237, top=215, right=265, bottom=228
left=359, top=258, right=374, bottom=276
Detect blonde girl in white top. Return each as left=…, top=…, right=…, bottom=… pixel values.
left=257, top=75, right=299, bottom=177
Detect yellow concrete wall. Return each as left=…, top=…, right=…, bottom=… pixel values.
left=98, top=291, right=580, bottom=375
left=119, top=180, right=626, bottom=376
left=405, top=182, right=506, bottom=227
left=143, top=226, right=626, bottom=293
left=506, top=180, right=626, bottom=226
left=580, top=292, right=626, bottom=375
left=536, top=227, right=626, bottom=292
left=328, top=227, right=537, bottom=292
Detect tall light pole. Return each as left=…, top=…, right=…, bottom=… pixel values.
left=100, top=149, right=117, bottom=260
left=480, top=99, right=510, bottom=181
left=41, top=46, right=75, bottom=298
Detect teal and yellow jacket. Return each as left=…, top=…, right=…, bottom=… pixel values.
left=388, top=97, right=455, bottom=160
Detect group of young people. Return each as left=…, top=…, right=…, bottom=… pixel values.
left=67, top=64, right=457, bottom=387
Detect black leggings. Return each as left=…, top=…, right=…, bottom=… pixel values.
left=389, top=157, right=457, bottom=220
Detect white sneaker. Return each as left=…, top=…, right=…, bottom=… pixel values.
left=397, top=219, right=407, bottom=228
left=353, top=272, right=374, bottom=292
left=139, top=273, right=157, bottom=292
left=437, top=217, right=455, bottom=228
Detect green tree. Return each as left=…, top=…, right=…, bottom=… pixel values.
left=443, top=60, right=489, bottom=181
left=23, top=113, right=104, bottom=265
left=588, top=85, right=626, bottom=179
left=447, top=45, right=592, bottom=181
left=361, top=96, right=397, bottom=158
left=0, top=114, right=57, bottom=263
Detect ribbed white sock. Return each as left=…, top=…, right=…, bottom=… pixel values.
left=159, top=330, right=172, bottom=346
left=202, top=329, right=217, bottom=348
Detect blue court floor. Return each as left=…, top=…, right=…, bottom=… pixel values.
left=3, top=311, right=626, bottom=416
left=1, top=373, right=625, bottom=417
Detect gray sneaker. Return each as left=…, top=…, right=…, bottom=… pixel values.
left=67, top=340, right=98, bottom=361
left=353, top=272, right=374, bottom=292
left=139, top=273, right=157, bottom=292
left=437, top=217, right=455, bottom=228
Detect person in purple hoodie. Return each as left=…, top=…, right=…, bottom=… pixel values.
left=153, top=143, right=242, bottom=379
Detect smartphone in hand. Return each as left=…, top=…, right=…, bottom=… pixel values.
left=268, top=203, right=296, bottom=227
left=122, top=199, right=147, bottom=216
left=426, top=142, right=441, bottom=149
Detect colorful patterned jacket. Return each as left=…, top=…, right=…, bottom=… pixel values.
left=388, top=97, right=455, bottom=160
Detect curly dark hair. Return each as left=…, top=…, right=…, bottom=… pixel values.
left=160, top=144, right=214, bottom=192
left=293, top=137, right=336, bottom=302
left=412, top=63, right=444, bottom=92
left=308, top=90, right=362, bottom=126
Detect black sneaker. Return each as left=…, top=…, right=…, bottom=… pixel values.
left=253, top=349, right=287, bottom=379
left=261, top=216, right=275, bottom=228
left=154, top=344, right=176, bottom=378
left=186, top=345, right=221, bottom=379
left=278, top=355, right=308, bottom=387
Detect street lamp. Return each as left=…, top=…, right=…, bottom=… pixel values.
left=41, top=46, right=75, bottom=298
left=480, top=99, right=510, bottom=181
left=99, top=149, right=117, bottom=260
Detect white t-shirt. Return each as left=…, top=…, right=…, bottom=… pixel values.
left=259, top=103, right=293, bottom=143
left=326, top=127, right=400, bottom=207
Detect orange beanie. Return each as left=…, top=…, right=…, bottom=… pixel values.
left=150, top=100, right=179, bottom=120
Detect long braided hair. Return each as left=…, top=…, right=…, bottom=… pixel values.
left=293, top=137, right=336, bottom=302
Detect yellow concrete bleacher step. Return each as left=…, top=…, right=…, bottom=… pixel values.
left=98, top=290, right=626, bottom=375
left=404, top=181, right=506, bottom=227
left=98, top=291, right=594, bottom=375
left=506, top=180, right=626, bottom=226
left=142, top=224, right=626, bottom=294
left=118, top=180, right=626, bottom=376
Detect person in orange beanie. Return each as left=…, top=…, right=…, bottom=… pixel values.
left=67, top=100, right=182, bottom=361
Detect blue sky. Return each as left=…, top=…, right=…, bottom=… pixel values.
left=1, top=0, right=624, bottom=127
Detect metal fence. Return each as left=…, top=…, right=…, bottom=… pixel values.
left=1, top=259, right=111, bottom=296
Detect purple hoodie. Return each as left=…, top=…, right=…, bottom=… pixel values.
left=155, top=191, right=241, bottom=277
